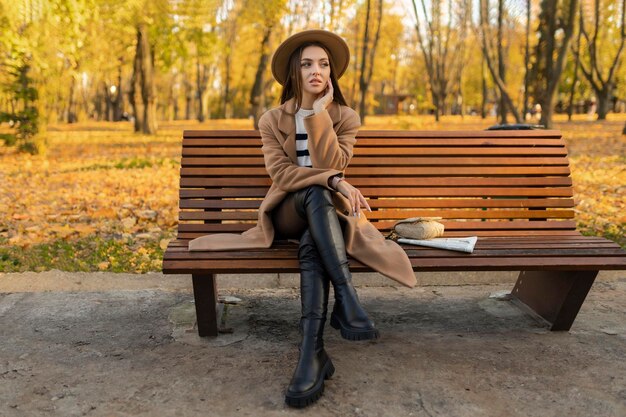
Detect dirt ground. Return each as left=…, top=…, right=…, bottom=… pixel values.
left=1, top=272, right=625, bottom=417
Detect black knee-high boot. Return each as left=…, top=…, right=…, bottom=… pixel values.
left=293, top=185, right=379, bottom=341
left=285, top=229, right=334, bottom=408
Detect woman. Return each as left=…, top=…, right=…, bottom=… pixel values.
left=188, top=29, right=416, bottom=408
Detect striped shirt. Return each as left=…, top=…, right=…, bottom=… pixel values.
left=295, top=108, right=316, bottom=167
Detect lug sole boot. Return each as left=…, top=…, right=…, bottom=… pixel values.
left=285, top=229, right=333, bottom=408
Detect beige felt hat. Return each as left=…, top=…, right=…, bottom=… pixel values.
left=271, top=29, right=350, bottom=86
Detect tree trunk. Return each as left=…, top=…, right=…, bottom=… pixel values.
left=568, top=21, right=582, bottom=121
left=538, top=0, right=578, bottom=129
left=103, top=81, right=113, bottom=122
left=250, top=26, right=272, bottom=129
left=622, top=122, right=626, bottom=135
left=523, top=0, right=531, bottom=119
left=349, top=18, right=359, bottom=107
left=93, top=89, right=103, bottom=121
left=497, top=0, right=507, bottom=124
left=183, top=75, right=193, bottom=120
left=433, top=92, right=440, bottom=122
left=358, top=0, right=372, bottom=120
left=67, top=76, right=77, bottom=123
left=129, top=35, right=144, bottom=131
left=595, top=84, right=612, bottom=120
left=196, top=58, right=206, bottom=122
left=481, top=56, right=487, bottom=119
left=112, top=60, right=123, bottom=121
left=137, top=24, right=157, bottom=134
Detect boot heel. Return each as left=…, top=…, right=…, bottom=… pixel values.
left=325, top=359, right=335, bottom=380
left=330, top=312, right=380, bottom=341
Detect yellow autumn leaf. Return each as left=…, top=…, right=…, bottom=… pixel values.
left=97, top=261, right=110, bottom=270
left=74, top=224, right=97, bottom=236
left=121, top=217, right=136, bottom=230
left=92, top=208, right=117, bottom=218
left=159, top=238, right=171, bottom=250
left=49, top=224, right=76, bottom=239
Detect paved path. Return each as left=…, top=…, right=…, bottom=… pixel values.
left=0, top=272, right=625, bottom=416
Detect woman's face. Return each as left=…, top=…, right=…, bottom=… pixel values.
left=300, top=45, right=331, bottom=98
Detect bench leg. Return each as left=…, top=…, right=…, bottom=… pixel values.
left=511, top=270, right=597, bottom=331
left=192, top=273, right=219, bottom=337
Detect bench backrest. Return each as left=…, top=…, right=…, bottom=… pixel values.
left=178, top=130, right=576, bottom=240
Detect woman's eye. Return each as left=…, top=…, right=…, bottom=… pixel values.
left=301, top=63, right=310, bottom=67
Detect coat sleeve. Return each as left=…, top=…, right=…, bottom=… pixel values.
left=259, top=112, right=342, bottom=192
left=304, top=106, right=360, bottom=170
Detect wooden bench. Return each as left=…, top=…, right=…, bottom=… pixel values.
left=162, top=129, right=626, bottom=337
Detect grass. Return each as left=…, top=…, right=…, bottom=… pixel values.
left=0, top=235, right=167, bottom=273
left=0, top=113, right=624, bottom=273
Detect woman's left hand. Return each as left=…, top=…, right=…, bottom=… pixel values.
left=313, top=80, right=334, bottom=114
left=336, top=179, right=372, bottom=217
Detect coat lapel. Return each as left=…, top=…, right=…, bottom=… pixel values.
left=277, top=98, right=297, bottom=163
left=276, top=97, right=343, bottom=164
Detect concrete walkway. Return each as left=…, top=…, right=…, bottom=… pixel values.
left=1, top=271, right=625, bottom=417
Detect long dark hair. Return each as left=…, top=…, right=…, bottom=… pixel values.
left=279, top=42, right=348, bottom=114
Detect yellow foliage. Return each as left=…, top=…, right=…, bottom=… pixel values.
left=0, top=116, right=624, bottom=251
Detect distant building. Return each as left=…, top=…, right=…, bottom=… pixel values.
left=374, top=93, right=411, bottom=115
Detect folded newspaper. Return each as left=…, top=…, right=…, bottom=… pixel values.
left=397, top=236, right=478, bottom=253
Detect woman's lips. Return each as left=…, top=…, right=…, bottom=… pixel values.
left=310, top=79, right=322, bottom=85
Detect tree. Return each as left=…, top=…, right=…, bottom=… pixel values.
left=0, top=0, right=53, bottom=154
left=174, top=0, right=221, bottom=122
left=126, top=0, right=172, bottom=134
left=215, top=1, right=240, bottom=119
left=129, top=23, right=157, bottom=134
left=0, top=56, right=40, bottom=153
left=532, top=0, right=578, bottom=129
left=575, top=0, right=626, bottom=120
left=522, top=0, right=532, bottom=119
left=246, top=0, right=286, bottom=129
left=478, top=0, right=522, bottom=123
left=568, top=11, right=583, bottom=121
left=357, top=0, right=383, bottom=123
left=411, top=0, right=468, bottom=121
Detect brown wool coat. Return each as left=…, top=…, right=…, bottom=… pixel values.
left=188, top=98, right=416, bottom=287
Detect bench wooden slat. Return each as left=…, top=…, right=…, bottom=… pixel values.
left=181, top=156, right=570, bottom=166
left=177, top=220, right=578, bottom=230
left=182, top=129, right=563, bottom=138
left=166, top=235, right=619, bottom=249
left=178, top=209, right=575, bottom=221
left=178, top=186, right=573, bottom=198
left=182, top=147, right=568, bottom=157
left=179, top=198, right=575, bottom=209
left=164, top=247, right=626, bottom=261
left=176, top=228, right=582, bottom=238
left=182, top=138, right=567, bottom=147
left=181, top=166, right=572, bottom=177
left=356, top=188, right=574, bottom=197
left=179, top=177, right=573, bottom=187
left=162, top=256, right=626, bottom=274
left=176, top=220, right=577, bottom=234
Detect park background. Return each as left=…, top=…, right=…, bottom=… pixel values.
left=0, top=0, right=624, bottom=273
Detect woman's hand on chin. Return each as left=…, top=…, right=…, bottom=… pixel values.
left=313, top=80, right=334, bottom=114
left=336, top=179, right=372, bottom=217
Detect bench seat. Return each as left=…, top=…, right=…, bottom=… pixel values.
left=162, top=129, right=626, bottom=336
left=164, top=235, right=626, bottom=273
